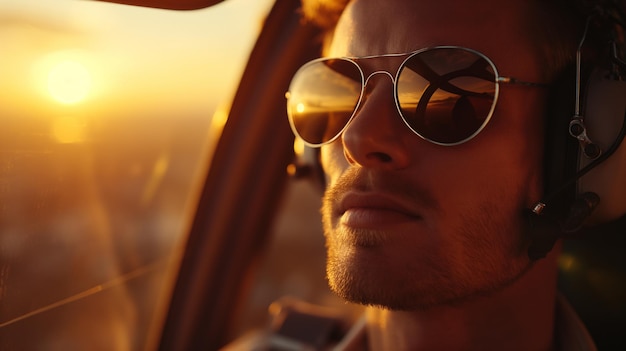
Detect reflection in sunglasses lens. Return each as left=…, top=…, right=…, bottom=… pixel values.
left=397, top=48, right=496, bottom=144
left=288, top=59, right=362, bottom=145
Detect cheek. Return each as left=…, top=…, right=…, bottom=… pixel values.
left=472, top=97, right=546, bottom=205
left=492, top=90, right=546, bottom=151
left=501, top=93, right=546, bottom=197
left=320, top=142, right=348, bottom=185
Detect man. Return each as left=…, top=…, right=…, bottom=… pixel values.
left=280, top=0, right=626, bottom=349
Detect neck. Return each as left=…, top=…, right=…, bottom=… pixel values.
left=365, top=243, right=562, bottom=351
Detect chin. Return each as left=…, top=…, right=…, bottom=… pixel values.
left=326, top=248, right=533, bottom=311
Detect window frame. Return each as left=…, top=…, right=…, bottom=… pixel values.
left=156, top=0, right=323, bottom=349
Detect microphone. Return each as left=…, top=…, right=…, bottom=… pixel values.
left=526, top=192, right=600, bottom=260
left=561, top=192, right=600, bottom=233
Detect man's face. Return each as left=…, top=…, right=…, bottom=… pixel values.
left=320, top=0, right=548, bottom=309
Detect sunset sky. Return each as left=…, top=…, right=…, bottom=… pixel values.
left=1, top=2, right=279, bottom=344
left=0, top=0, right=273, bottom=120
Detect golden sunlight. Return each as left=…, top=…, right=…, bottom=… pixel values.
left=47, top=60, right=92, bottom=104
left=296, top=103, right=305, bottom=114
left=51, top=116, right=87, bottom=144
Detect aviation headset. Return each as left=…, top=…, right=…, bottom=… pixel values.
left=527, top=0, right=626, bottom=258
left=289, top=0, right=626, bottom=260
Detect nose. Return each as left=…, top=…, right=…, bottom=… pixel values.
left=340, top=73, right=412, bottom=170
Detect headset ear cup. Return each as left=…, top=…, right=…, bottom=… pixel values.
left=577, top=67, right=626, bottom=224
left=542, top=63, right=626, bottom=226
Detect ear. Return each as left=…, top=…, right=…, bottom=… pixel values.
left=92, top=0, right=223, bottom=10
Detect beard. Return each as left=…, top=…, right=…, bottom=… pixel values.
left=321, top=167, right=533, bottom=311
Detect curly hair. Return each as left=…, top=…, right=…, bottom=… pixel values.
left=299, top=0, right=349, bottom=54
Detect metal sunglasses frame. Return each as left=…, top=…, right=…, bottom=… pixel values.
left=286, top=45, right=547, bottom=147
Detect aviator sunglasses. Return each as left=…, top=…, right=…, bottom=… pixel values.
left=286, top=46, right=546, bottom=147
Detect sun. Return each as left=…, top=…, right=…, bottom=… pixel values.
left=47, top=60, right=92, bottom=104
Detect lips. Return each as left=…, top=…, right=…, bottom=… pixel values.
left=337, top=192, right=422, bottom=229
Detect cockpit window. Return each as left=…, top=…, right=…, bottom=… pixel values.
left=0, top=0, right=273, bottom=348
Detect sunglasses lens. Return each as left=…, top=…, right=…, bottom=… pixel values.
left=397, top=48, right=497, bottom=144
left=287, top=58, right=362, bottom=146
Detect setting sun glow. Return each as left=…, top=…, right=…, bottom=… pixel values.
left=296, top=103, right=305, bottom=113
left=47, top=60, right=92, bottom=104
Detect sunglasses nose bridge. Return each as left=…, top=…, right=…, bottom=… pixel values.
left=355, top=69, right=398, bottom=113
left=363, top=70, right=395, bottom=86
left=354, top=69, right=398, bottom=117
left=345, top=70, right=402, bottom=135
left=360, top=70, right=396, bottom=105
left=340, top=70, right=397, bottom=135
